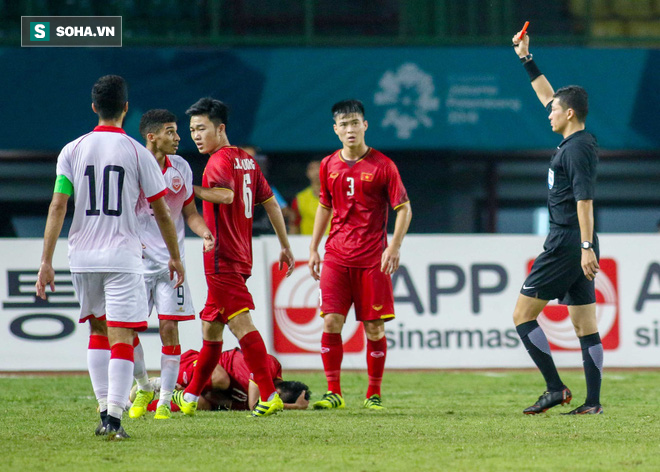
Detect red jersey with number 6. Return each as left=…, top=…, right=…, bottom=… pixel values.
left=202, top=146, right=273, bottom=276
left=319, top=148, right=409, bottom=268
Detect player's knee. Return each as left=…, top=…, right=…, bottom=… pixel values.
left=88, top=318, right=107, bottom=336
left=322, top=313, right=344, bottom=333
left=512, top=307, right=537, bottom=326
left=363, top=320, right=385, bottom=340
left=159, top=320, right=179, bottom=345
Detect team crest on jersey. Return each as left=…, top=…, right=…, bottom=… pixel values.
left=361, top=172, right=374, bottom=182
left=329, top=172, right=339, bottom=179
left=547, top=168, right=554, bottom=189
left=171, top=175, right=183, bottom=192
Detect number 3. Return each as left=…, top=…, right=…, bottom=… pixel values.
left=347, top=177, right=355, bottom=196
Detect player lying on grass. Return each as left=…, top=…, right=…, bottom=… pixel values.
left=129, top=348, right=310, bottom=412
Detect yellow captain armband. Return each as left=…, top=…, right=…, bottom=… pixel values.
left=54, top=175, right=73, bottom=195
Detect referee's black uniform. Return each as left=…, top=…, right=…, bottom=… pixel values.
left=521, top=101, right=599, bottom=305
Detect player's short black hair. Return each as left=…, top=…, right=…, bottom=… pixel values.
left=139, top=109, right=177, bottom=140
left=554, top=85, right=588, bottom=122
left=332, top=99, right=365, bottom=120
left=186, top=97, right=229, bottom=128
left=276, top=380, right=310, bottom=403
left=91, top=75, right=128, bottom=120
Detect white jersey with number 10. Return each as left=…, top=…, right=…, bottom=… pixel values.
left=56, top=126, right=167, bottom=273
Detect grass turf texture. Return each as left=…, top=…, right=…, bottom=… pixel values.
left=1, top=370, right=659, bottom=471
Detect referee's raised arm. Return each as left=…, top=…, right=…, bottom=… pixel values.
left=512, top=31, right=554, bottom=107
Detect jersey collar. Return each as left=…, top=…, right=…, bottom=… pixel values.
left=339, top=147, right=371, bottom=164
left=93, top=125, right=126, bottom=134
left=162, top=155, right=173, bottom=173
left=558, top=129, right=587, bottom=148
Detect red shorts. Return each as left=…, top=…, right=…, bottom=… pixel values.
left=200, top=272, right=255, bottom=324
left=319, top=260, right=395, bottom=322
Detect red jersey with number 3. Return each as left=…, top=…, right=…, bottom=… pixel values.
left=319, top=148, right=409, bottom=268
left=202, top=146, right=273, bottom=276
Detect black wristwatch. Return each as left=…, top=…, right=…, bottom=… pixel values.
left=581, top=241, right=593, bottom=250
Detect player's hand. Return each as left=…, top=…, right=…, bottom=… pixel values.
left=309, top=250, right=322, bottom=281
left=581, top=249, right=599, bottom=281
left=292, top=390, right=309, bottom=409
left=35, top=262, right=55, bottom=300
left=512, top=30, right=530, bottom=57
left=381, top=245, right=400, bottom=275
left=280, top=247, right=295, bottom=277
left=202, top=232, right=215, bottom=253
left=169, top=258, right=185, bottom=288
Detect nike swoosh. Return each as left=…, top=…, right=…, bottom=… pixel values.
left=522, top=284, right=535, bottom=290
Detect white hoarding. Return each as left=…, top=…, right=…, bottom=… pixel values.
left=1, top=235, right=659, bottom=370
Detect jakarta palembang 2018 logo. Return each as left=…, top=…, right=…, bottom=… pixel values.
left=374, top=63, right=440, bottom=140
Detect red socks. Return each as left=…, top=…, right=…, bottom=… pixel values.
left=321, top=332, right=343, bottom=395
left=185, top=340, right=222, bottom=397
left=366, top=336, right=387, bottom=398
left=239, top=331, right=276, bottom=401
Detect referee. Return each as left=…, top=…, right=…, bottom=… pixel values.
left=511, top=29, right=603, bottom=415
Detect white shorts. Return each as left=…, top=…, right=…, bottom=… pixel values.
left=145, top=271, right=195, bottom=321
left=72, top=272, right=149, bottom=330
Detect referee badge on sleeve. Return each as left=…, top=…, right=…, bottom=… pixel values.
left=547, top=168, right=555, bottom=189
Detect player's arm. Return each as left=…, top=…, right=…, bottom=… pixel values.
left=193, top=184, right=234, bottom=204
left=36, top=180, right=70, bottom=300
left=182, top=200, right=214, bottom=252
left=577, top=199, right=599, bottom=281
left=512, top=30, right=554, bottom=107
left=150, top=197, right=185, bottom=287
left=308, top=204, right=332, bottom=281
left=262, top=197, right=295, bottom=277
left=381, top=202, right=412, bottom=275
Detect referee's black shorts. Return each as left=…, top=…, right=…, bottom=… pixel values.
left=520, top=227, right=600, bottom=305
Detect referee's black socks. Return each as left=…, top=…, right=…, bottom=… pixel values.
left=516, top=320, right=564, bottom=392
left=579, top=332, right=603, bottom=406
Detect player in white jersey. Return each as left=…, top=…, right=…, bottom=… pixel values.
left=35, top=75, right=185, bottom=441
left=128, top=109, right=214, bottom=420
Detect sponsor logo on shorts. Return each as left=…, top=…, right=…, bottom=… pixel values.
left=372, top=304, right=383, bottom=311
left=271, top=262, right=364, bottom=354
left=526, top=258, right=620, bottom=350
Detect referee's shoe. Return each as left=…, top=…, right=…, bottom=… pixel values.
left=523, top=386, right=572, bottom=414
left=562, top=404, right=603, bottom=415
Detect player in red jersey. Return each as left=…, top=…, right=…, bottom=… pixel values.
left=309, top=99, right=412, bottom=410
left=171, top=97, right=295, bottom=418
left=132, top=349, right=309, bottom=412
left=176, top=349, right=309, bottom=411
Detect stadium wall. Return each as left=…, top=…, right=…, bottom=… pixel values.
left=1, top=235, right=659, bottom=371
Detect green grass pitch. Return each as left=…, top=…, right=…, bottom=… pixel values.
left=1, top=370, right=659, bottom=471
